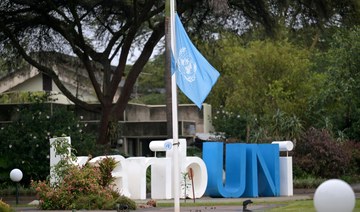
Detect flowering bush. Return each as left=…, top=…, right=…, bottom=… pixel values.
left=32, top=165, right=113, bottom=210
left=31, top=158, right=135, bottom=210
left=0, top=94, right=97, bottom=185
left=212, top=108, right=247, bottom=141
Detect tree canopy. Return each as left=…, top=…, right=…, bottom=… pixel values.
left=1, top=0, right=359, bottom=144
left=308, top=26, right=360, bottom=139
left=0, top=0, right=174, bottom=144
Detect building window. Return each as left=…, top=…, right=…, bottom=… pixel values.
left=42, top=73, right=52, bottom=91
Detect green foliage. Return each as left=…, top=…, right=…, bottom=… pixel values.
left=0, top=184, right=35, bottom=196
left=146, top=167, right=151, bottom=194
left=130, top=54, right=192, bottom=105
left=132, top=93, right=165, bottom=105
left=0, top=199, right=13, bottom=212
left=212, top=108, right=304, bottom=143
left=293, top=176, right=326, bottom=189
left=72, top=193, right=116, bottom=210
left=207, top=35, right=319, bottom=142
left=0, top=91, right=53, bottom=104
left=212, top=107, right=247, bottom=141
left=267, top=109, right=304, bottom=142
left=0, top=95, right=96, bottom=185
left=137, top=54, right=165, bottom=95
left=213, top=37, right=316, bottom=116
left=129, top=54, right=167, bottom=105
left=181, top=171, right=190, bottom=201
left=98, top=157, right=117, bottom=188
left=0, top=45, right=28, bottom=79
left=49, top=137, right=78, bottom=185
left=309, top=26, right=360, bottom=140
left=186, top=146, right=202, bottom=157
left=116, top=195, right=137, bottom=210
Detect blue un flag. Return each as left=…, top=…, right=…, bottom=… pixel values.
left=172, top=14, right=220, bottom=108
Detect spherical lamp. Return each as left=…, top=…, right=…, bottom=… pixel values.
left=10, top=168, right=23, bottom=182
left=314, top=179, right=355, bottom=212
left=10, top=168, right=23, bottom=205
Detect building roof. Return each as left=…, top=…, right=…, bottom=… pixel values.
left=0, top=52, right=123, bottom=104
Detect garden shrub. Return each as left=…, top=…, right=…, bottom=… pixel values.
left=73, top=193, right=117, bottom=210
left=116, top=195, right=137, bottom=210
left=0, top=199, right=13, bottom=212
left=293, top=175, right=326, bottom=189
left=31, top=157, right=135, bottom=210
left=293, top=128, right=354, bottom=178
left=342, top=140, right=360, bottom=176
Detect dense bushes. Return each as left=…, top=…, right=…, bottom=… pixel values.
left=293, top=128, right=360, bottom=179
left=0, top=94, right=97, bottom=185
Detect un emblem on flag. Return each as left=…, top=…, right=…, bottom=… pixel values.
left=177, top=47, right=197, bottom=82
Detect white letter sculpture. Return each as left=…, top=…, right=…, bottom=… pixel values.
left=50, top=138, right=208, bottom=200
left=272, top=141, right=294, bottom=196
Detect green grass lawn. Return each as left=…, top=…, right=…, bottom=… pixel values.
left=267, top=199, right=360, bottom=212
left=266, top=200, right=319, bottom=212
left=6, top=196, right=360, bottom=211
left=158, top=199, right=360, bottom=211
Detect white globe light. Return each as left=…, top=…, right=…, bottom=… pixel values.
left=314, top=179, right=355, bottom=212
left=10, top=168, right=23, bottom=182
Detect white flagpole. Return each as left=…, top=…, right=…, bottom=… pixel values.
left=170, top=0, right=180, bottom=211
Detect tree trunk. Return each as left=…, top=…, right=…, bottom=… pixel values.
left=246, top=124, right=250, bottom=143
left=97, top=104, right=113, bottom=146
left=310, top=29, right=320, bottom=50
